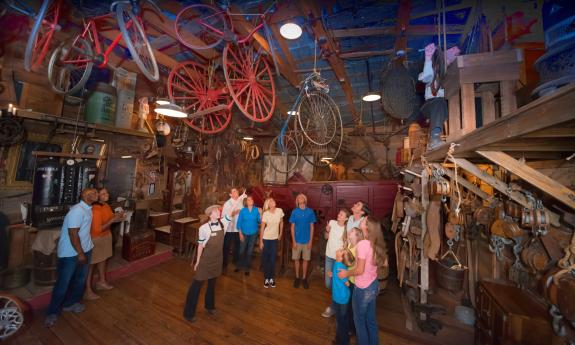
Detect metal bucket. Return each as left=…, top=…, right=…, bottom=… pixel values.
left=434, top=257, right=467, bottom=292
left=33, top=251, right=58, bottom=287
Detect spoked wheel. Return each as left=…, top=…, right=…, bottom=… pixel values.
left=48, top=37, right=93, bottom=95
left=24, top=0, right=61, bottom=71
left=168, top=61, right=232, bottom=134
left=223, top=43, right=276, bottom=123
left=0, top=293, right=26, bottom=341
left=297, top=91, right=339, bottom=146
left=116, top=2, right=159, bottom=82
left=268, top=134, right=299, bottom=173
left=175, top=4, right=228, bottom=50
left=300, top=112, right=344, bottom=167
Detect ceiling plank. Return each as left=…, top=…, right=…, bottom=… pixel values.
left=332, top=24, right=464, bottom=38
left=228, top=4, right=300, bottom=88
left=410, top=2, right=472, bottom=20
left=298, top=0, right=359, bottom=123
left=476, top=150, right=575, bottom=210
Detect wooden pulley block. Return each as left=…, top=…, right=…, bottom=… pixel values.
left=504, top=201, right=522, bottom=219
left=444, top=222, right=457, bottom=239
left=473, top=207, right=493, bottom=226
left=490, top=219, right=507, bottom=238
left=533, top=209, right=549, bottom=227
left=448, top=211, right=464, bottom=225
left=502, top=221, right=525, bottom=239
left=430, top=179, right=450, bottom=195
left=521, top=208, right=535, bottom=228
left=520, top=241, right=550, bottom=272
left=557, top=275, right=575, bottom=322
left=494, top=205, right=506, bottom=220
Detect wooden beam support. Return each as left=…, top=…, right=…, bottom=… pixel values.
left=298, top=1, right=359, bottom=123
left=431, top=163, right=491, bottom=200
left=331, top=24, right=464, bottom=38
left=393, top=0, right=412, bottom=61
left=451, top=157, right=560, bottom=226
left=476, top=151, right=575, bottom=210
left=411, top=3, right=472, bottom=20
left=338, top=49, right=397, bottom=59
left=425, top=83, right=575, bottom=161
left=269, top=22, right=298, bottom=73
left=229, top=4, right=300, bottom=88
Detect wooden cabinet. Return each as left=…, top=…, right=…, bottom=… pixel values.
left=476, top=281, right=554, bottom=345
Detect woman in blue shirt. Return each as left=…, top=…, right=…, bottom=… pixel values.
left=236, top=196, right=261, bottom=276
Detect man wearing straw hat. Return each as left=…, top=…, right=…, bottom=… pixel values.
left=183, top=204, right=224, bottom=322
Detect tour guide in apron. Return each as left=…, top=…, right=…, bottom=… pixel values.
left=184, top=204, right=225, bottom=322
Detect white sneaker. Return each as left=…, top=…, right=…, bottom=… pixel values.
left=321, top=305, right=335, bottom=318
left=264, top=279, right=270, bottom=288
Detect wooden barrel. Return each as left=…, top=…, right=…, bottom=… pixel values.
left=434, top=258, right=466, bottom=292
left=0, top=268, right=31, bottom=289
left=33, top=250, right=58, bottom=287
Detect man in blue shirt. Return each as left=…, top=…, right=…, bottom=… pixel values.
left=45, top=188, right=99, bottom=328
left=236, top=195, right=261, bottom=276
left=289, top=193, right=316, bottom=289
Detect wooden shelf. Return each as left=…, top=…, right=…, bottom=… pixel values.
left=16, top=109, right=154, bottom=138
left=32, top=151, right=104, bottom=160
left=425, top=83, right=575, bottom=162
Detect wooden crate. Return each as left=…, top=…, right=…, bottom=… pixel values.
left=19, top=82, right=63, bottom=116
left=122, top=230, right=155, bottom=262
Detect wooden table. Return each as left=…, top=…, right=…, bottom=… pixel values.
left=172, top=217, right=198, bottom=255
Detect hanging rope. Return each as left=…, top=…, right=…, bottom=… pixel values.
left=444, top=143, right=462, bottom=216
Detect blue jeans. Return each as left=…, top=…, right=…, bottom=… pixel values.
left=239, top=233, right=257, bottom=272
left=353, top=279, right=379, bottom=345
left=333, top=301, right=350, bottom=345
left=261, top=239, right=278, bottom=280
left=325, top=256, right=335, bottom=289
left=47, top=250, right=92, bottom=316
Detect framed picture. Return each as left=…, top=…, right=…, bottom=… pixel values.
left=4, top=133, right=69, bottom=189
left=78, top=139, right=107, bottom=156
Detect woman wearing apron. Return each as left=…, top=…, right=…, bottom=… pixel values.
left=183, top=204, right=225, bottom=322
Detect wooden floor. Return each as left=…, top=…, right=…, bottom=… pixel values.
left=8, top=258, right=473, bottom=345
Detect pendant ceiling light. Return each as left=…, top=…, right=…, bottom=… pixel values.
left=280, top=22, right=302, bottom=40
left=155, top=102, right=187, bottom=118
left=362, top=93, right=381, bottom=102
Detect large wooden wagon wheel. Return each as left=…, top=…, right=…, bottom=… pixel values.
left=223, top=43, right=276, bottom=123
left=168, top=61, right=232, bottom=134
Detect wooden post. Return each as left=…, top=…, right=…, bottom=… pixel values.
left=419, top=168, right=429, bottom=319
left=448, top=94, right=461, bottom=139
left=480, top=91, right=496, bottom=125
left=461, top=83, right=476, bottom=134
left=500, top=80, right=517, bottom=116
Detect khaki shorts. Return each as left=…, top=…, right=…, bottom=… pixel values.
left=292, top=243, right=311, bottom=261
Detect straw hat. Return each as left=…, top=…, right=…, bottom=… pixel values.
left=204, top=204, right=222, bottom=217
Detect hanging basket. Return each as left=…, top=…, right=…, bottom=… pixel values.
left=380, top=63, right=418, bottom=119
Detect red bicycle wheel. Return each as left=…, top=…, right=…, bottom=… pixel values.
left=223, top=43, right=276, bottom=123
left=168, top=61, right=232, bottom=134
left=24, top=0, right=61, bottom=71
left=174, top=4, right=228, bottom=50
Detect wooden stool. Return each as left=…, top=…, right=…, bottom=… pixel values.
left=444, top=49, right=523, bottom=141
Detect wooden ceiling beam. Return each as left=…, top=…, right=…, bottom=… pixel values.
left=394, top=0, right=412, bottom=61
left=410, top=2, right=472, bottom=20
left=228, top=4, right=300, bottom=88
left=332, top=24, right=464, bottom=38
left=476, top=151, right=575, bottom=210
left=269, top=23, right=298, bottom=74
left=298, top=0, right=359, bottom=123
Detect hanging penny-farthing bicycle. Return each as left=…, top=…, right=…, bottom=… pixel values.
left=168, top=3, right=277, bottom=134
left=269, top=69, right=343, bottom=174
left=3, top=0, right=63, bottom=71
left=46, top=0, right=160, bottom=95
